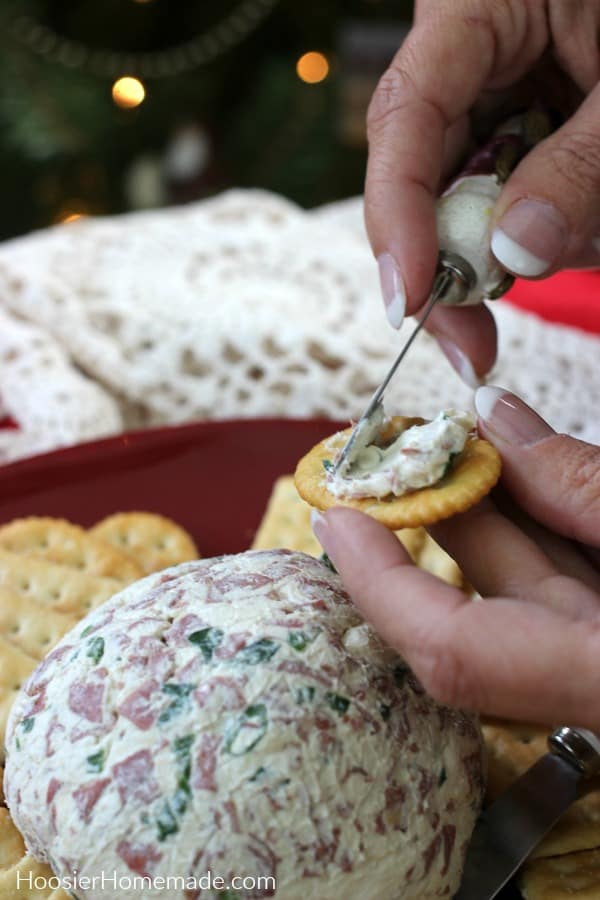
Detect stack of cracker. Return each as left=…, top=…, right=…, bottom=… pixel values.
left=0, top=513, right=199, bottom=899
left=253, top=476, right=600, bottom=900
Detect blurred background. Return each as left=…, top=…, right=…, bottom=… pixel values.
left=0, top=0, right=414, bottom=240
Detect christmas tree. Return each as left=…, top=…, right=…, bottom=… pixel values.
left=0, top=0, right=413, bottom=240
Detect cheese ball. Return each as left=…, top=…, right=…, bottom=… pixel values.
left=4, top=550, right=484, bottom=899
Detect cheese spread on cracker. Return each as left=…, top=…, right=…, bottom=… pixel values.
left=329, top=409, right=476, bottom=500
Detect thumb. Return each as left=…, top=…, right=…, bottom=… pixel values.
left=489, top=86, right=600, bottom=277
left=475, top=386, right=600, bottom=545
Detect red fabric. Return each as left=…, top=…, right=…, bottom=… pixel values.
left=503, top=269, right=600, bottom=334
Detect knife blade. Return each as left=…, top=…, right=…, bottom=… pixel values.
left=455, top=727, right=600, bottom=900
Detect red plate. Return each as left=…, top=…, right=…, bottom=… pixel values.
left=0, top=419, right=343, bottom=552
left=0, top=417, right=524, bottom=898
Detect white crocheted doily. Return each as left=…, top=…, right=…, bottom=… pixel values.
left=0, top=188, right=598, bottom=463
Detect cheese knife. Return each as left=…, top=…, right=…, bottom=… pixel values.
left=455, top=726, right=600, bottom=900
left=334, top=106, right=556, bottom=476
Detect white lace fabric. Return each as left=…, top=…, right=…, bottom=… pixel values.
left=0, top=188, right=598, bottom=464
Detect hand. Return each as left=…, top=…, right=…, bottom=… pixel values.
left=367, top=0, right=600, bottom=384
left=312, top=386, right=600, bottom=731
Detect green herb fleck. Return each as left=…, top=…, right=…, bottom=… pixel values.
left=442, top=451, right=460, bottom=479
left=216, top=891, right=241, bottom=900
left=86, top=636, right=105, bottom=664
left=322, top=458, right=333, bottom=473
left=156, top=735, right=195, bottom=841
left=288, top=628, right=320, bottom=652
left=379, top=703, right=391, bottom=721
left=158, top=683, right=195, bottom=724
left=325, top=692, right=350, bottom=715
left=295, top=685, right=315, bottom=704
left=234, top=638, right=278, bottom=665
left=156, top=801, right=179, bottom=841
left=393, top=665, right=409, bottom=687
left=438, top=767, right=447, bottom=787
left=249, top=766, right=267, bottom=782
left=223, top=704, right=268, bottom=756
left=86, top=749, right=106, bottom=773
left=319, top=552, right=337, bottom=573
left=15, top=737, right=21, bottom=751
left=80, top=625, right=94, bottom=638
left=188, top=627, right=224, bottom=661
left=21, top=717, right=35, bottom=733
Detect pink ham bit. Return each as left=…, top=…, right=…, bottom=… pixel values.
left=118, top=679, right=159, bottom=730
left=113, top=749, right=160, bottom=805
left=212, top=571, right=273, bottom=595
left=213, top=632, right=250, bottom=660
left=68, top=669, right=107, bottom=723
left=46, top=778, right=62, bottom=805
left=195, top=676, right=246, bottom=711
left=117, top=840, right=163, bottom=878
left=45, top=715, right=66, bottom=758
left=129, top=635, right=173, bottom=680
left=193, top=734, right=221, bottom=791
left=165, top=613, right=207, bottom=646
left=441, top=824, right=456, bottom=876
left=72, top=778, right=110, bottom=823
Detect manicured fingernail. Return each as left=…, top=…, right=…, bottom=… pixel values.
left=491, top=200, right=568, bottom=276
left=475, top=386, right=554, bottom=446
left=435, top=336, right=483, bottom=389
left=377, top=253, right=406, bottom=329
left=310, top=508, right=327, bottom=540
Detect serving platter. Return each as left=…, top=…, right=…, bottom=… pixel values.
left=0, top=417, right=522, bottom=899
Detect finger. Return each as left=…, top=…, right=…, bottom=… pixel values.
left=424, top=302, right=497, bottom=386
left=491, top=487, right=600, bottom=592
left=490, top=84, right=600, bottom=278
left=367, top=10, right=506, bottom=321
left=475, top=386, right=600, bottom=546
left=313, top=506, right=600, bottom=729
left=429, top=498, right=600, bottom=610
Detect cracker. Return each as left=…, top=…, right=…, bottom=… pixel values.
left=520, top=849, right=600, bottom=899
left=89, top=512, right=199, bottom=574
left=0, top=550, right=121, bottom=617
left=0, top=518, right=142, bottom=583
left=0, top=811, right=69, bottom=898
left=251, top=475, right=322, bottom=556
left=294, top=417, right=501, bottom=529
left=0, top=589, right=78, bottom=660
left=0, top=637, right=38, bottom=756
left=483, top=719, right=600, bottom=858
left=0, top=808, right=25, bottom=868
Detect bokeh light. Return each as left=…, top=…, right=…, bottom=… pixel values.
left=112, top=76, right=146, bottom=109
left=296, top=52, right=329, bottom=84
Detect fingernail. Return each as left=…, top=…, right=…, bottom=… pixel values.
left=491, top=200, right=568, bottom=276
left=377, top=253, right=406, bottom=329
left=310, top=508, right=327, bottom=540
left=435, top=336, right=483, bottom=389
left=475, top=385, right=554, bottom=446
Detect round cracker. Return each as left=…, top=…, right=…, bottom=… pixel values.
left=89, top=512, right=199, bottom=574
left=0, top=517, right=143, bottom=583
left=294, top=416, right=501, bottom=528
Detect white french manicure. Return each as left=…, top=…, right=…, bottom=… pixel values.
left=490, top=229, right=550, bottom=277
left=377, top=253, right=406, bottom=329
left=435, top=337, right=483, bottom=389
